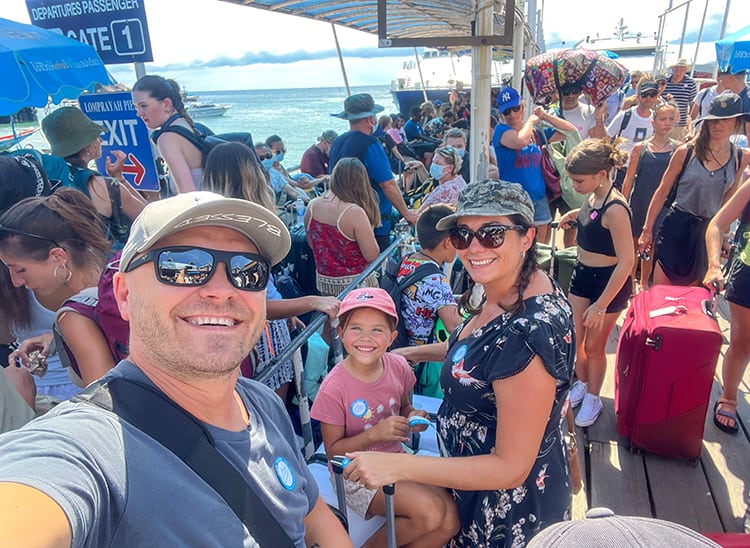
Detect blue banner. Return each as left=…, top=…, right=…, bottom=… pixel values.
left=26, top=0, right=153, bottom=64
left=79, top=91, right=160, bottom=192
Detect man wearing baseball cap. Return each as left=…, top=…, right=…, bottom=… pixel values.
left=300, top=129, right=338, bottom=177
left=329, top=93, right=418, bottom=250
left=0, top=192, right=350, bottom=547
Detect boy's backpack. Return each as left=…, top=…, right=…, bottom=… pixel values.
left=380, top=256, right=441, bottom=349
left=151, top=115, right=255, bottom=166
left=54, top=254, right=130, bottom=384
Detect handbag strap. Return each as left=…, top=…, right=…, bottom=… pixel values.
left=74, top=377, right=296, bottom=548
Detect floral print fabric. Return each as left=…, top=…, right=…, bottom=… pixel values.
left=437, top=285, right=575, bottom=547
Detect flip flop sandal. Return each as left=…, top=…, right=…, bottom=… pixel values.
left=713, top=399, right=739, bottom=435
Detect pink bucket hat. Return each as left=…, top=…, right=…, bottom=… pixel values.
left=338, top=288, right=399, bottom=324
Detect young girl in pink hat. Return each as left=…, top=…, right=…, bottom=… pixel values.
left=311, top=287, right=458, bottom=547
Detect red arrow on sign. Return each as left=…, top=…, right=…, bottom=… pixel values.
left=122, top=153, right=146, bottom=186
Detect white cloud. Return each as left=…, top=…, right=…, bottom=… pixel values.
left=4, top=0, right=746, bottom=90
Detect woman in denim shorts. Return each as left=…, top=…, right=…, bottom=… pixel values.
left=704, top=177, right=750, bottom=435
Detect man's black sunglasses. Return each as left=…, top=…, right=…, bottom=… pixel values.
left=125, top=246, right=270, bottom=291
left=449, top=224, right=526, bottom=250
left=640, top=91, right=658, bottom=98
left=502, top=105, right=522, bottom=117
left=562, top=88, right=582, bottom=96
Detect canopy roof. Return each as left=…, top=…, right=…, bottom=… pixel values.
left=218, top=0, right=521, bottom=50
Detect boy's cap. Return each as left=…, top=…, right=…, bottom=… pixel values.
left=338, top=288, right=399, bottom=324
left=120, top=191, right=291, bottom=271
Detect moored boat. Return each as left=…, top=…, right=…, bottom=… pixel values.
left=390, top=48, right=508, bottom=114
left=187, top=102, right=232, bottom=118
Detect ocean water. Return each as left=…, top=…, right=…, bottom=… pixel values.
left=1, top=85, right=399, bottom=170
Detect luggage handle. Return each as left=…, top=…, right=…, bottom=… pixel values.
left=701, top=281, right=720, bottom=320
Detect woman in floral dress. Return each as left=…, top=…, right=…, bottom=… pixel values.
left=345, top=180, right=576, bottom=547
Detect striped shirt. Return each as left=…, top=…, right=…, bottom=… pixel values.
left=665, top=75, right=698, bottom=127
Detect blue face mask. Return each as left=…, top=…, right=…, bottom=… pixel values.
left=456, top=148, right=466, bottom=159
left=273, top=151, right=285, bottom=163
left=430, top=163, right=445, bottom=180
left=261, top=158, right=274, bottom=172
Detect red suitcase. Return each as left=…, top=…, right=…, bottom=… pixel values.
left=615, top=285, right=722, bottom=459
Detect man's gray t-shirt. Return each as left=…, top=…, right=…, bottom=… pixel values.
left=0, top=361, right=319, bottom=547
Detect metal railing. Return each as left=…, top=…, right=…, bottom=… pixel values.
left=256, top=235, right=406, bottom=459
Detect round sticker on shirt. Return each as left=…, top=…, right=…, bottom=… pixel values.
left=274, top=456, right=296, bottom=491
left=452, top=344, right=468, bottom=364
left=350, top=398, right=369, bottom=418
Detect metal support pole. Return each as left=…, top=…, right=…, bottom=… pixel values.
left=677, top=1, right=691, bottom=59
left=134, top=62, right=146, bottom=79
left=691, top=0, right=709, bottom=78
left=332, top=23, right=351, bottom=97
left=414, top=48, right=428, bottom=103
left=512, top=11, right=525, bottom=91
left=469, top=0, right=494, bottom=184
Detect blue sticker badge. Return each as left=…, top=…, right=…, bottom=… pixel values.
left=350, top=398, right=369, bottom=418
left=274, top=456, right=296, bottom=491
left=452, top=344, right=468, bottom=363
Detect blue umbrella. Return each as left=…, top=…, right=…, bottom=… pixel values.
left=0, top=17, right=111, bottom=116
left=716, top=24, right=750, bottom=73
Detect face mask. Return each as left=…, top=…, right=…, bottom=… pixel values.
left=430, top=163, right=446, bottom=180
left=273, top=151, right=285, bottom=163
left=261, top=158, right=274, bottom=172
left=456, top=148, right=466, bottom=159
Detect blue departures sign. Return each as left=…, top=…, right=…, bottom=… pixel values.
left=79, top=91, right=160, bottom=192
left=26, top=0, right=153, bottom=64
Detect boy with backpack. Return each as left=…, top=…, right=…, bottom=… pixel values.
left=383, top=204, right=462, bottom=349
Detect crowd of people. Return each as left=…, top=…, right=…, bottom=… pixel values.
left=0, top=58, right=749, bottom=546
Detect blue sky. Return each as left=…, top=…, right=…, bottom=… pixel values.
left=4, top=0, right=745, bottom=91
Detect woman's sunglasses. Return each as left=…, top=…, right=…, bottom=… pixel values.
left=258, top=153, right=273, bottom=160
left=449, top=224, right=526, bottom=250
left=0, top=224, right=61, bottom=247
left=124, top=246, right=270, bottom=291
left=502, top=105, right=522, bottom=117
left=437, top=146, right=456, bottom=161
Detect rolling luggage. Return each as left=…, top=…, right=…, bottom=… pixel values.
left=615, top=285, right=722, bottom=459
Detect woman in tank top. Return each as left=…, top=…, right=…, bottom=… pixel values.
left=0, top=189, right=111, bottom=402
left=640, top=93, right=750, bottom=286
left=559, top=139, right=633, bottom=427
left=132, top=75, right=204, bottom=193
left=622, top=102, right=679, bottom=287
left=305, top=158, right=381, bottom=296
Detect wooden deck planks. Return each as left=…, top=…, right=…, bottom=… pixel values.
left=588, top=440, right=651, bottom=516
left=645, top=453, right=724, bottom=532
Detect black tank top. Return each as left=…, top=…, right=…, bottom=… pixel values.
left=576, top=185, right=631, bottom=257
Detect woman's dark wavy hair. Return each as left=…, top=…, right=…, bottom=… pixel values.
left=132, top=75, right=197, bottom=132
left=0, top=188, right=110, bottom=330
left=458, top=213, right=538, bottom=317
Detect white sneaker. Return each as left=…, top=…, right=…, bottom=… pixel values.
left=569, top=380, right=588, bottom=408
left=575, top=394, right=603, bottom=427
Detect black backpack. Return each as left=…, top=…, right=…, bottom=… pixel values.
left=151, top=116, right=255, bottom=166
left=380, top=256, right=441, bottom=349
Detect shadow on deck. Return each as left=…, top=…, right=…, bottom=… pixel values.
left=571, top=297, right=750, bottom=535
